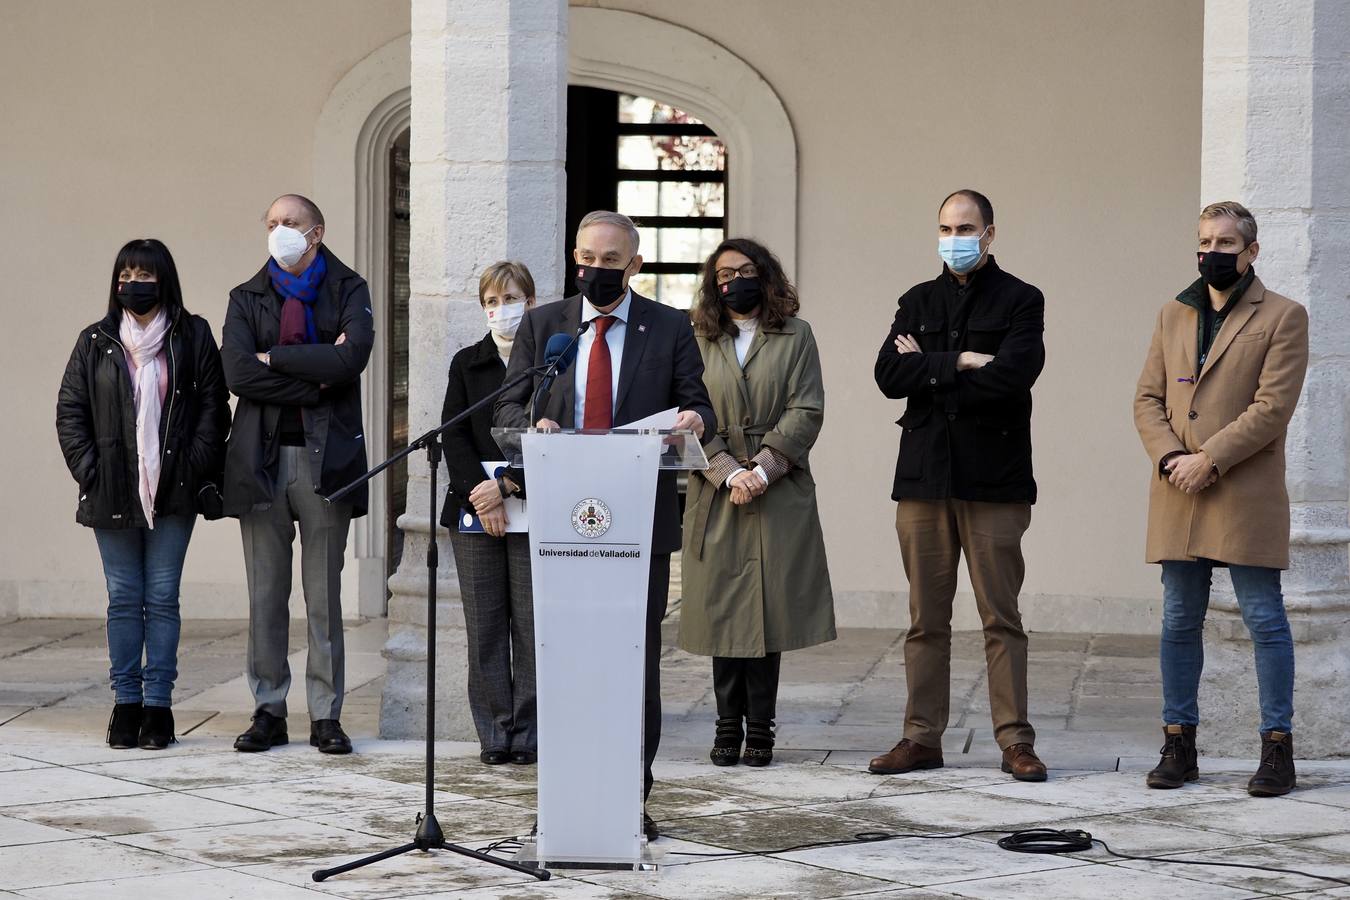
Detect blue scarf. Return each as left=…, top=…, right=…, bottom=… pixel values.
left=268, top=252, right=327, bottom=345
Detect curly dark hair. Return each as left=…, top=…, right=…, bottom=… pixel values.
left=691, top=237, right=799, bottom=338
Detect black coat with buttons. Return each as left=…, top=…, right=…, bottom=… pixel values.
left=874, top=258, right=1045, bottom=504
left=220, top=246, right=375, bottom=518
left=438, top=332, right=509, bottom=528
left=56, top=307, right=230, bottom=529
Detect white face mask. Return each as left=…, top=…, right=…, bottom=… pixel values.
left=268, top=224, right=317, bottom=269
left=485, top=300, right=526, bottom=338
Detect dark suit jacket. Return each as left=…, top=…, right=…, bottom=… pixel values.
left=494, top=291, right=716, bottom=554
left=438, top=332, right=507, bottom=528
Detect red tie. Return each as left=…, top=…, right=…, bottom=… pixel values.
left=583, top=315, right=617, bottom=429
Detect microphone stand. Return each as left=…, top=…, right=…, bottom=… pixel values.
left=311, top=360, right=553, bottom=884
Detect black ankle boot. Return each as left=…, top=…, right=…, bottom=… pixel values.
left=710, top=716, right=743, bottom=766
left=1248, top=731, right=1296, bottom=797
left=139, top=706, right=176, bottom=750
left=743, top=718, right=774, bottom=767
left=1146, top=724, right=1198, bottom=789
left=107, top=703, right=142, bottom=749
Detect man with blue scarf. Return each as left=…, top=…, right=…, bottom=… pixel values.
left=221, top=194, right=374, bottom=755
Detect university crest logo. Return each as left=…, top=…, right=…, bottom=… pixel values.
left=571, top=498, right=611, bottom=539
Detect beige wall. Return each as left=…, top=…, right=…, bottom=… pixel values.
left=0, top=0, right=410, bottom=616
left=1, top=0, right=1204, bottom=628
left=588, top=0, right=1204, bottom=629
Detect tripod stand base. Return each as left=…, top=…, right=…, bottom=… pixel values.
left=311, top=813, right=550, bottom=883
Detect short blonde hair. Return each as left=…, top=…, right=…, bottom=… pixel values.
left=576, top=210, right=640, bottom=256
left=1200, top=201, right=1258, bottom=247
left=478, top=260, right=536, bottom=306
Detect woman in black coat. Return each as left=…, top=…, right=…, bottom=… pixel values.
left=55, top=239, right=229, bottom=750
left=439, top=260, right=537, bottom=765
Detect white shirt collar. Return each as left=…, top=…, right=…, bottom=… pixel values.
left=581, top=288, right=632, bottom=325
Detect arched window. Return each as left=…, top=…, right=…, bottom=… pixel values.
left=567, top=88, right=727, bottom=308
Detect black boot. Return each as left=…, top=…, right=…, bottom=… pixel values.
left=710, top=716, right=743, bottom=766
left=743, top=718, right=774, bottom=767
left=1146, top=724, right=1198, bottom=789
left=1248, top=731, right=1296, bottom=797
left=106, top=703, right=142, bottom=749
left=139, top=706, right=176, bottom=750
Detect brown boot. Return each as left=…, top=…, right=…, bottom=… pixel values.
left=868, top=738, right=943, bottom=775
left=1001, top=743, right=1048, bottom=782
left=1248, top=731, right=1296, bottom=797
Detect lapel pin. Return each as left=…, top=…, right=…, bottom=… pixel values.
left=638, top=324, right=646, bottom=333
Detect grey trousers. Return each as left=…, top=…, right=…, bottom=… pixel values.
left=448, top=529, right=536, bottom=753
left=241, top=445, right=354, bottom=721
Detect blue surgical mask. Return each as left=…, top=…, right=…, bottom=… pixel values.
left=938, top=226, right=990, bottom=274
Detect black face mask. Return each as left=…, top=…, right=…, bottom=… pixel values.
left=1197, top=250, right=1244, bottom=290
left=719, top=276, right=764, bottom=315
left=575, top=262, right=629, bottom=309
left=117, top=281, right=160, bottom=316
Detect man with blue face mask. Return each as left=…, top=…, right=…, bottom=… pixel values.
left=221, top=194, right=375, bottom=757
left=871, top=189, right=1048, bottom=783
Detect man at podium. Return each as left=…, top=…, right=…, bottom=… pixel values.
left=494, top=210, right=715, bottom=837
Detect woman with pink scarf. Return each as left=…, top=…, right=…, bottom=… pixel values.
left=56, top=239, right=229, bottom=750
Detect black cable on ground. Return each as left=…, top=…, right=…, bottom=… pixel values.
left=658, top=826, right=1350, bottom=888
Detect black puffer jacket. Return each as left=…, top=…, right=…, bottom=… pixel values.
left=56, top=308, right=230, bottom=529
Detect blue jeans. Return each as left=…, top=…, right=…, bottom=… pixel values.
left=94, top=515, right=195, bottom=708
left=1160, top=559, right=1294, bottom=733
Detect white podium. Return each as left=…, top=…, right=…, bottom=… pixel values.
left=492, top=427, right=707, bottom=870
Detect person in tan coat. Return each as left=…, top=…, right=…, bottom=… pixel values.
left=1134, top=200, right=1308, bottom=797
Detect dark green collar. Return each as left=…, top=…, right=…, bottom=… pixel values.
left=1176, top=267, right=1255, bottom=314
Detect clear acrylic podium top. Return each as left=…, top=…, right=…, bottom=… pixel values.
left=491, top=427, right=708, bottom=470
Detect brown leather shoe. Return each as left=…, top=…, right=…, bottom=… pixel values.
left=868, top=738, right=944, bottom=775
left=1001, top=743, right=1048, bottom=782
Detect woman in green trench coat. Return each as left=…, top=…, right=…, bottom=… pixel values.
left=679, top=237, right=836, bottom=767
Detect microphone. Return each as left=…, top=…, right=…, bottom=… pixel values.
left=529, top=321, right=591, bottom=425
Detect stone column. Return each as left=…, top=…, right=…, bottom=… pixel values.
left=1199, top=0, right=1350, bottom=757
left=381, top=0, right=567, bottom=740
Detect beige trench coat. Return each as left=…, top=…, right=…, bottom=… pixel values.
left=678, top=316, right=836, bottom=657
left=1133, top=276, right=1308, bottom=569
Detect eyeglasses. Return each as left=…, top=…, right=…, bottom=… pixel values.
left=715, top=264, right=758, bottom=284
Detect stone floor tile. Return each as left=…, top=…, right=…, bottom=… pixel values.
left=1134, top=797, right=1350, bottom=841
left=1109, top=837, right=1350, bottom=896
left=399, top=877, right=664, bottom=899
left=581, top=855, right=895, bottom=900
left=0, top=767, right=158, bottom=807
left=965, top=770, right=1244, bottom=814
left=71, top=745, right=343, bottom=791
left=778, top=834, right=1087, bottom=886
left=0, top=753, right=51, bottom=774
left=110, top=815, right=404, bottom=869
left=930, top=861, right=1261, bottom=899
left=1299, top=784, right=1350, bottom=810
left=303, top=797, right=538, bottom=844
left=0, top=836, right=203, bottom=890
left=657, top=805, right=895, bottom=853
left=0, top=706, right=216, bottom=748
left=808, top=790, right=1098, bottom=835
left=659, top=759, right=951, bottom=807
left=2, top=787, right=280, bottom=836
left=17, top=866, right=325, bottom=899
left=187, top=773, right=471, bottom=818
left=0, top=814, right=82, bottom=847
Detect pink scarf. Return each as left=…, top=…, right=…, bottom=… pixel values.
left=119, top=309, right=170, bottom=529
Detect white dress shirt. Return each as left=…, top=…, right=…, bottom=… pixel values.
left=573, top=289, right=631, bottom=427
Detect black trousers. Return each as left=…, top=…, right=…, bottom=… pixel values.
left=643, top=553, right=671, bottom=800
left=712, top=653, right=782, bottom=720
